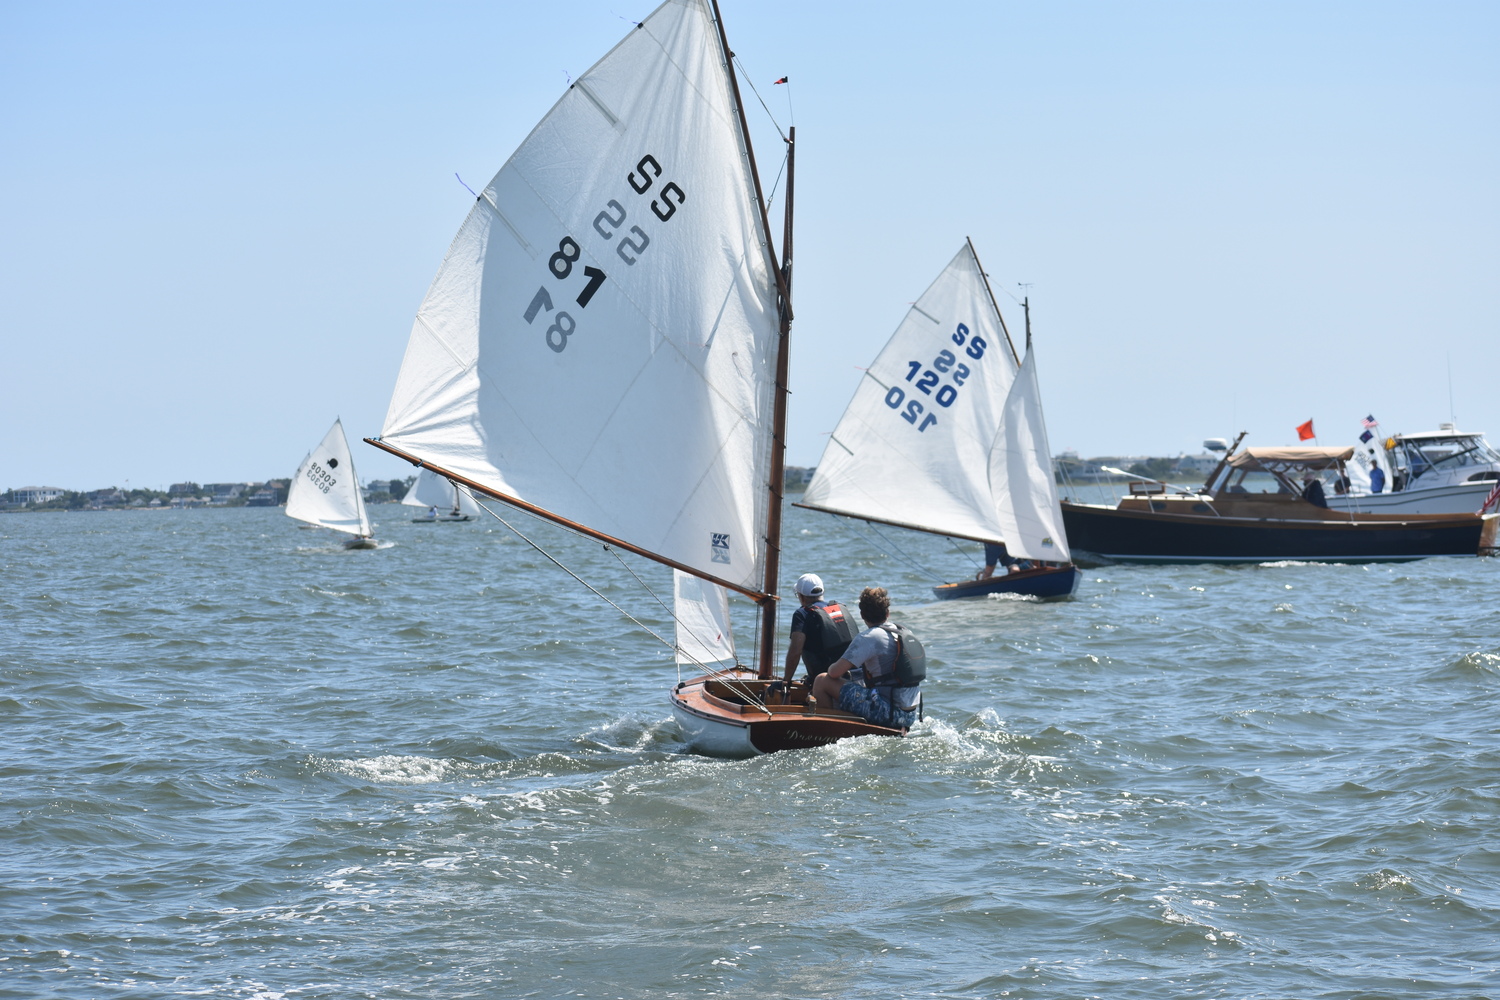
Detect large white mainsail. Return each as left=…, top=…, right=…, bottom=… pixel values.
left=378, top=0, right=781, bottom=594
left=989, top=345, right=1071, bottom=563
left=401, top=469, right=482, bottom=516
left=800, top=242, right=1020, bottom=542
left=287, top=419, right=372, bottom=537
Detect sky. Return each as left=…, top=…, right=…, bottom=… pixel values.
left=3, top=0, right=1496, bottom=490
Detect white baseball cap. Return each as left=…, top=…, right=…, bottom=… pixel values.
left=794, top=573, right=824, bottom=597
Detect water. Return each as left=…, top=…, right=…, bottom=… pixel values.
left=3, top=505, right=1498, bottom=999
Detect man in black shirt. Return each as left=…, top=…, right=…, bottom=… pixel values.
left=780, top=573, right=854, bottom=686
left=1301, top=472, right=1328, bottom=509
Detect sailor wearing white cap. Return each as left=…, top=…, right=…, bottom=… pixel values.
left=780, top=572, right=854, bottom=687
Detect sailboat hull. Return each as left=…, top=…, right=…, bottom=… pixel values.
left=342, top=536, right=379, bottom=550
left=670, top=670, right=906, bottom=758
left=932, top=563, right=1081, bottom=600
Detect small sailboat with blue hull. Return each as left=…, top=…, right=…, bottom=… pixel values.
left=796, top=241, right=1080, bottom=601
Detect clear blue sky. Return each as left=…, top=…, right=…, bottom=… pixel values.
left=3, top=1, right=1496, bottom=490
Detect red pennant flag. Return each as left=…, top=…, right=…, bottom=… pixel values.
left=773, top=76, right=788, bottom=84
left=1296, top=419, right=1315, bottom=441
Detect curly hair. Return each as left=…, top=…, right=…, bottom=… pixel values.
left=857, top=586, right=890, bottom=624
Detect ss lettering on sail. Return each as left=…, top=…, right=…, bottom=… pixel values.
left=521, top=153, right=687, bottom=354
left=883, top=322, right=988, bottom=434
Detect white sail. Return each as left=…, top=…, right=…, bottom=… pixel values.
left=800, top=243, right=1020, bottom=541
left=287, top=419, right=372, bottom=537
left=401, top=469, right=482, bottom=516
left=379, top=0, right=780, bottom=592
left=989, top=345, right=1071, bottom=563
left=672, top=570, right=736, bottom=668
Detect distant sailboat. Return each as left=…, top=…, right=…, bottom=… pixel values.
left=796, top=240, right=1080, bottom=599
left=287, top=419, right=378, bottom=549
left=402, top=469, right=480, bottom=522
left=366, top=0, right=895, bottom=754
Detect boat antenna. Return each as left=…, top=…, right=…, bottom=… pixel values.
left=1447, top=352, right=1456, bottom=426
left=966, top=236, right=1020, bottom=367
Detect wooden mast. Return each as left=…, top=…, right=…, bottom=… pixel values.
left=757, top=125, right=793, bottom=678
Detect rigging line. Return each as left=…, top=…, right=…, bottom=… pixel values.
left=603, top=544, right=735, bottom=677
left=759, top=148, right=790, bottom=218
left=731, top=55, right=787, bottom=142
left=456, top=486, right=677, bottom=654
left=852, top=515, right=946, bottom=583
left=946, top=534, right=981, bottom=570
left=457, top=484, right=771, bottom=713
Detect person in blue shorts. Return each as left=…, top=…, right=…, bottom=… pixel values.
left=977, top=541, right=1014, bottom=580
left=810, top=587, right=924, bottom=730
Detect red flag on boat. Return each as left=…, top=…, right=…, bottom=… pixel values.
left=773, top=76, right=788, bottom=84
left=1296, top=419, right=1315, bottom=441
left=1481, top=480, right=1500, bottom=514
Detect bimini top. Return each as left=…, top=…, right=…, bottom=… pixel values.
left=1227, top=446, right=1354, bottom=472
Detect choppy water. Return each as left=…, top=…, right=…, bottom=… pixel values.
left=3, top=504, right=1498, bottom=999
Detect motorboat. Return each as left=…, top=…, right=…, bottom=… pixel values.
left=1060, top=434, right=1497, bottom=564
left=1328, top=424, right=1500, bottom=515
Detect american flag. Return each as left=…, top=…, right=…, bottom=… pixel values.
left=1481, top=479, right=1500, bottom=514
left=1362, top=415, right=1379, bottom=428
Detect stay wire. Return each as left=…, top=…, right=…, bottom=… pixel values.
left=455, top=484, right=771, bottom=712
left=851, top=516, right=948, bottom=584
left=732, top=55, right=787, bottom=143
left=602, top=544, right=736, bottom=675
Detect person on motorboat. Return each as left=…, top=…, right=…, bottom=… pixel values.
left=1301, top=472, right=1328, bottom=508
left=811, top=587, right=924, bottom=730
left=1369, top=459, right=1386, bottom=494
left=778, top=573, right=853, bottom=688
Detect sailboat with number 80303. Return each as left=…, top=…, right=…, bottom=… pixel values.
left=366, top=0, right=906, bottom=756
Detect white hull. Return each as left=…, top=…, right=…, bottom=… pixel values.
left=1326, top=481, right=1495, bottom=515
left=670, top=698, right=759, bottom=757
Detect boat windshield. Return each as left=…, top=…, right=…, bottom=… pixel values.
left=1395, top=435, right=1500, bottom=479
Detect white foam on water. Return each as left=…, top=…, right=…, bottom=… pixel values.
left=321, top=754, right=451, bottom=784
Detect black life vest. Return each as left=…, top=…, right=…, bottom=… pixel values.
left=799, top=601, right=853, bottom=673
left=877, top=622, right=926, bottom=687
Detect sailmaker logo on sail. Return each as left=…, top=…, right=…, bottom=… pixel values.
left=711, top=533, right=731, bottom=564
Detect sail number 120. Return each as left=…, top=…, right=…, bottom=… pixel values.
left=883, top=323, right=986, bottom=432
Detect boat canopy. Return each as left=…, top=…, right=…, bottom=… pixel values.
left=1228, top=446, right=1354, bottom=472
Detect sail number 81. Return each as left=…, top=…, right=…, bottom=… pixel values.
left=524, top=237, right=606, bottom=353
